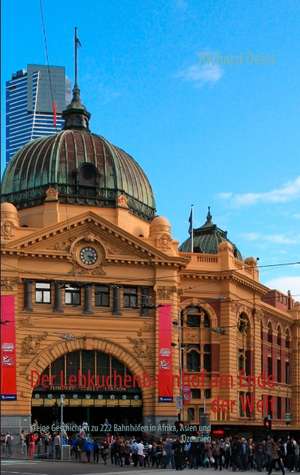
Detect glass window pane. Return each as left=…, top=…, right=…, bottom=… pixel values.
left=187, top=315, right=200, bottom=327
left=97, top=352, right=110, bottom=377
left=73, top=291, right=80, bottom=305
left=36, top=291, right=43, bottom=303
left=66, top=351, right=80, bottom=381
left=36, top=283, right=50, bottom=289
left=82, top=350, right=95, bottom=380
left=44, top=291, right=51, bottom=303
left=65, top=292, right=71, bottom=304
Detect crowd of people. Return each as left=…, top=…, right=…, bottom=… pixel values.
left=1, top=429, right=300, bottom=473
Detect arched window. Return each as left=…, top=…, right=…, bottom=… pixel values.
left=186, top=306, right=211, bottom=328
left=285, top=329, right=291, bottom=349
left=277, top=326, right=282, bottom=346
left=187, top=350, right=200, bottom=372
left=239, top=353, right=245, bottom=372
left=76, top=163, right=98, bottom=197
left=238, top=313, right=250, bottom=334
left=267, top=322, right=273, bottom=344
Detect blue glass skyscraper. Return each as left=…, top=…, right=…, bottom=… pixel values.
left=6, top=64, right=70, bottom=163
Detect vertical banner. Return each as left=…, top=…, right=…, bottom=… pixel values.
left=0, top=295, right=17, bottom=400
left=158, top=304, right=173, bottom=402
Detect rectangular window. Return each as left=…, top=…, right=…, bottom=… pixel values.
left=268, top=356, right=273, bottom=377
left=64, top=285, right=81, bottom=305
left=35, top=282, right=51, bottom=304
left=204, top=388, right=211, bottom=399
left=204, top=344, right=211, bottom=372
left=277, top=360, right=281, bottom=383
left=123, top=287, right=138, bottom=308
left=187, top=407, right=195, bottom=422
left=285, top=362, right=290, bottom=384
left=191, top=389, right=201, bottom=399
left=277, top=397, right=282, bottom=419
left=95, top=285, right=110, bottom=307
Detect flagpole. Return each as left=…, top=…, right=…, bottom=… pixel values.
left=191, top=205, right=194, bottom=253
left=74, top=27, right=78, bottom=88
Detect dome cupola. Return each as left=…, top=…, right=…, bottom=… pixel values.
left=180, top=207, right=242, bottom=259
left=1, top=81, right=156, bottom=221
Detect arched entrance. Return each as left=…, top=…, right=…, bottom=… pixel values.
left=31, top=349, right=143, bottom=429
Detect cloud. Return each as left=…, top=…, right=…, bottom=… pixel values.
left=265, top=276, right=300, bottom=296
left=177, top=51, right=223, bottom=87
left=241, top=232, right=299, bottom=245
left=292, top=213, right=300, bottom=219
left=219, top=176, right=300, bottom=206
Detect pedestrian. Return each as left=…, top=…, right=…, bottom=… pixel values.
left=173, top=437, right=184, bottom=470
left=54, top=432, right=61, bottom=460
left=93, top=438, right=100, bottom=463
left=268, top=437, right=285, bottom=475
left=5, top=433, right=13, bottom=457
left=20, top=430, right=27, bottom=456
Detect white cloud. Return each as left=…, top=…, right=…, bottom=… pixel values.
left=241, top=232, right=299, bottom=245
left=265, top=276, right=300, bottom=296
left=177, top=51, right=223, bottom=87
left=292, top=213, right=300, bottom=219
left=219, top=176, right=300, bottom=206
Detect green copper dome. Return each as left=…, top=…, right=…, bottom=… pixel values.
left=180, top=208, right=242, bottom=259
left=1, top=87, right=156, bottom=222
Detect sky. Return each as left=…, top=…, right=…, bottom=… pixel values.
left=2, top=0, right=300, bottom=296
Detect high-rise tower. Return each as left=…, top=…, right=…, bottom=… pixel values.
left=6, top=64, right=71, bottom=163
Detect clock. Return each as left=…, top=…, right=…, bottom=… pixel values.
left=80, top=246, right=98, bottom=265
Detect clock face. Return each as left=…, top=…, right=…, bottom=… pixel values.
left=80, top=246, right=98, bottom=265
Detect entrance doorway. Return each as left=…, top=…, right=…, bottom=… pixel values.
left=32, top=349, right=143, bottom=431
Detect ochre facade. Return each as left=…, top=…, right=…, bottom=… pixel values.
left=1, top=86, right=299, bottom=435
left=1, top=198, right=300, bottom=434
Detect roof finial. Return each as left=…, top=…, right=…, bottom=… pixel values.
left=206, top=206, right=212, bottom=224
left=62, top=27, right=91, bottom=130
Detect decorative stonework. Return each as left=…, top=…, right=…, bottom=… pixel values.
left=45, top=187, right=59, bottom=202
left=54, top=238, right=74, bottom=251
left=117, top=194, right=128, bottom=209
left=128, top=327, right=153, bottom=359
left=156, top=234, right=172, bottom=251
left=21, top=332, right=48, bottom=355
left=156, top=286, right=177, bottom=300
left=1, top=278, right=19, bottom=292
left=1, top=221, right=15, bottom=240
left=68, top=262, right=106, bottom=276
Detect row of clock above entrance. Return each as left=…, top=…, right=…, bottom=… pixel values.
left=22, top=280, right=153, bottom=316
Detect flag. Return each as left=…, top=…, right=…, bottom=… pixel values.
left=188, top=207, right=193, bottom=236
left=52, top=101, right=57, bottom=127
left=75, top=28, right=82, bottom=47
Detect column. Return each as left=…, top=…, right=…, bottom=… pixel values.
left=53, top=281, right=64, bottom=313
left=112, top=285, right=121, bottom=315
left=83, top=284, right=93, bottom=314
left=24, top=280, right=33, bottom=312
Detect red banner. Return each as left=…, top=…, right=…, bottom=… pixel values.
left=158, top=304, right=173, bottom=402
left=1, top=295, right=17, bottom=400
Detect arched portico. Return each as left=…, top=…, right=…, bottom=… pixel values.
left=24, top=337, right=153, bottom=429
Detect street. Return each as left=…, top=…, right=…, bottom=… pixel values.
left=1, top=462, right=289, bottom=475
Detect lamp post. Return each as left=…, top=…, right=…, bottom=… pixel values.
left=60, top=394, right=64, bottom=430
